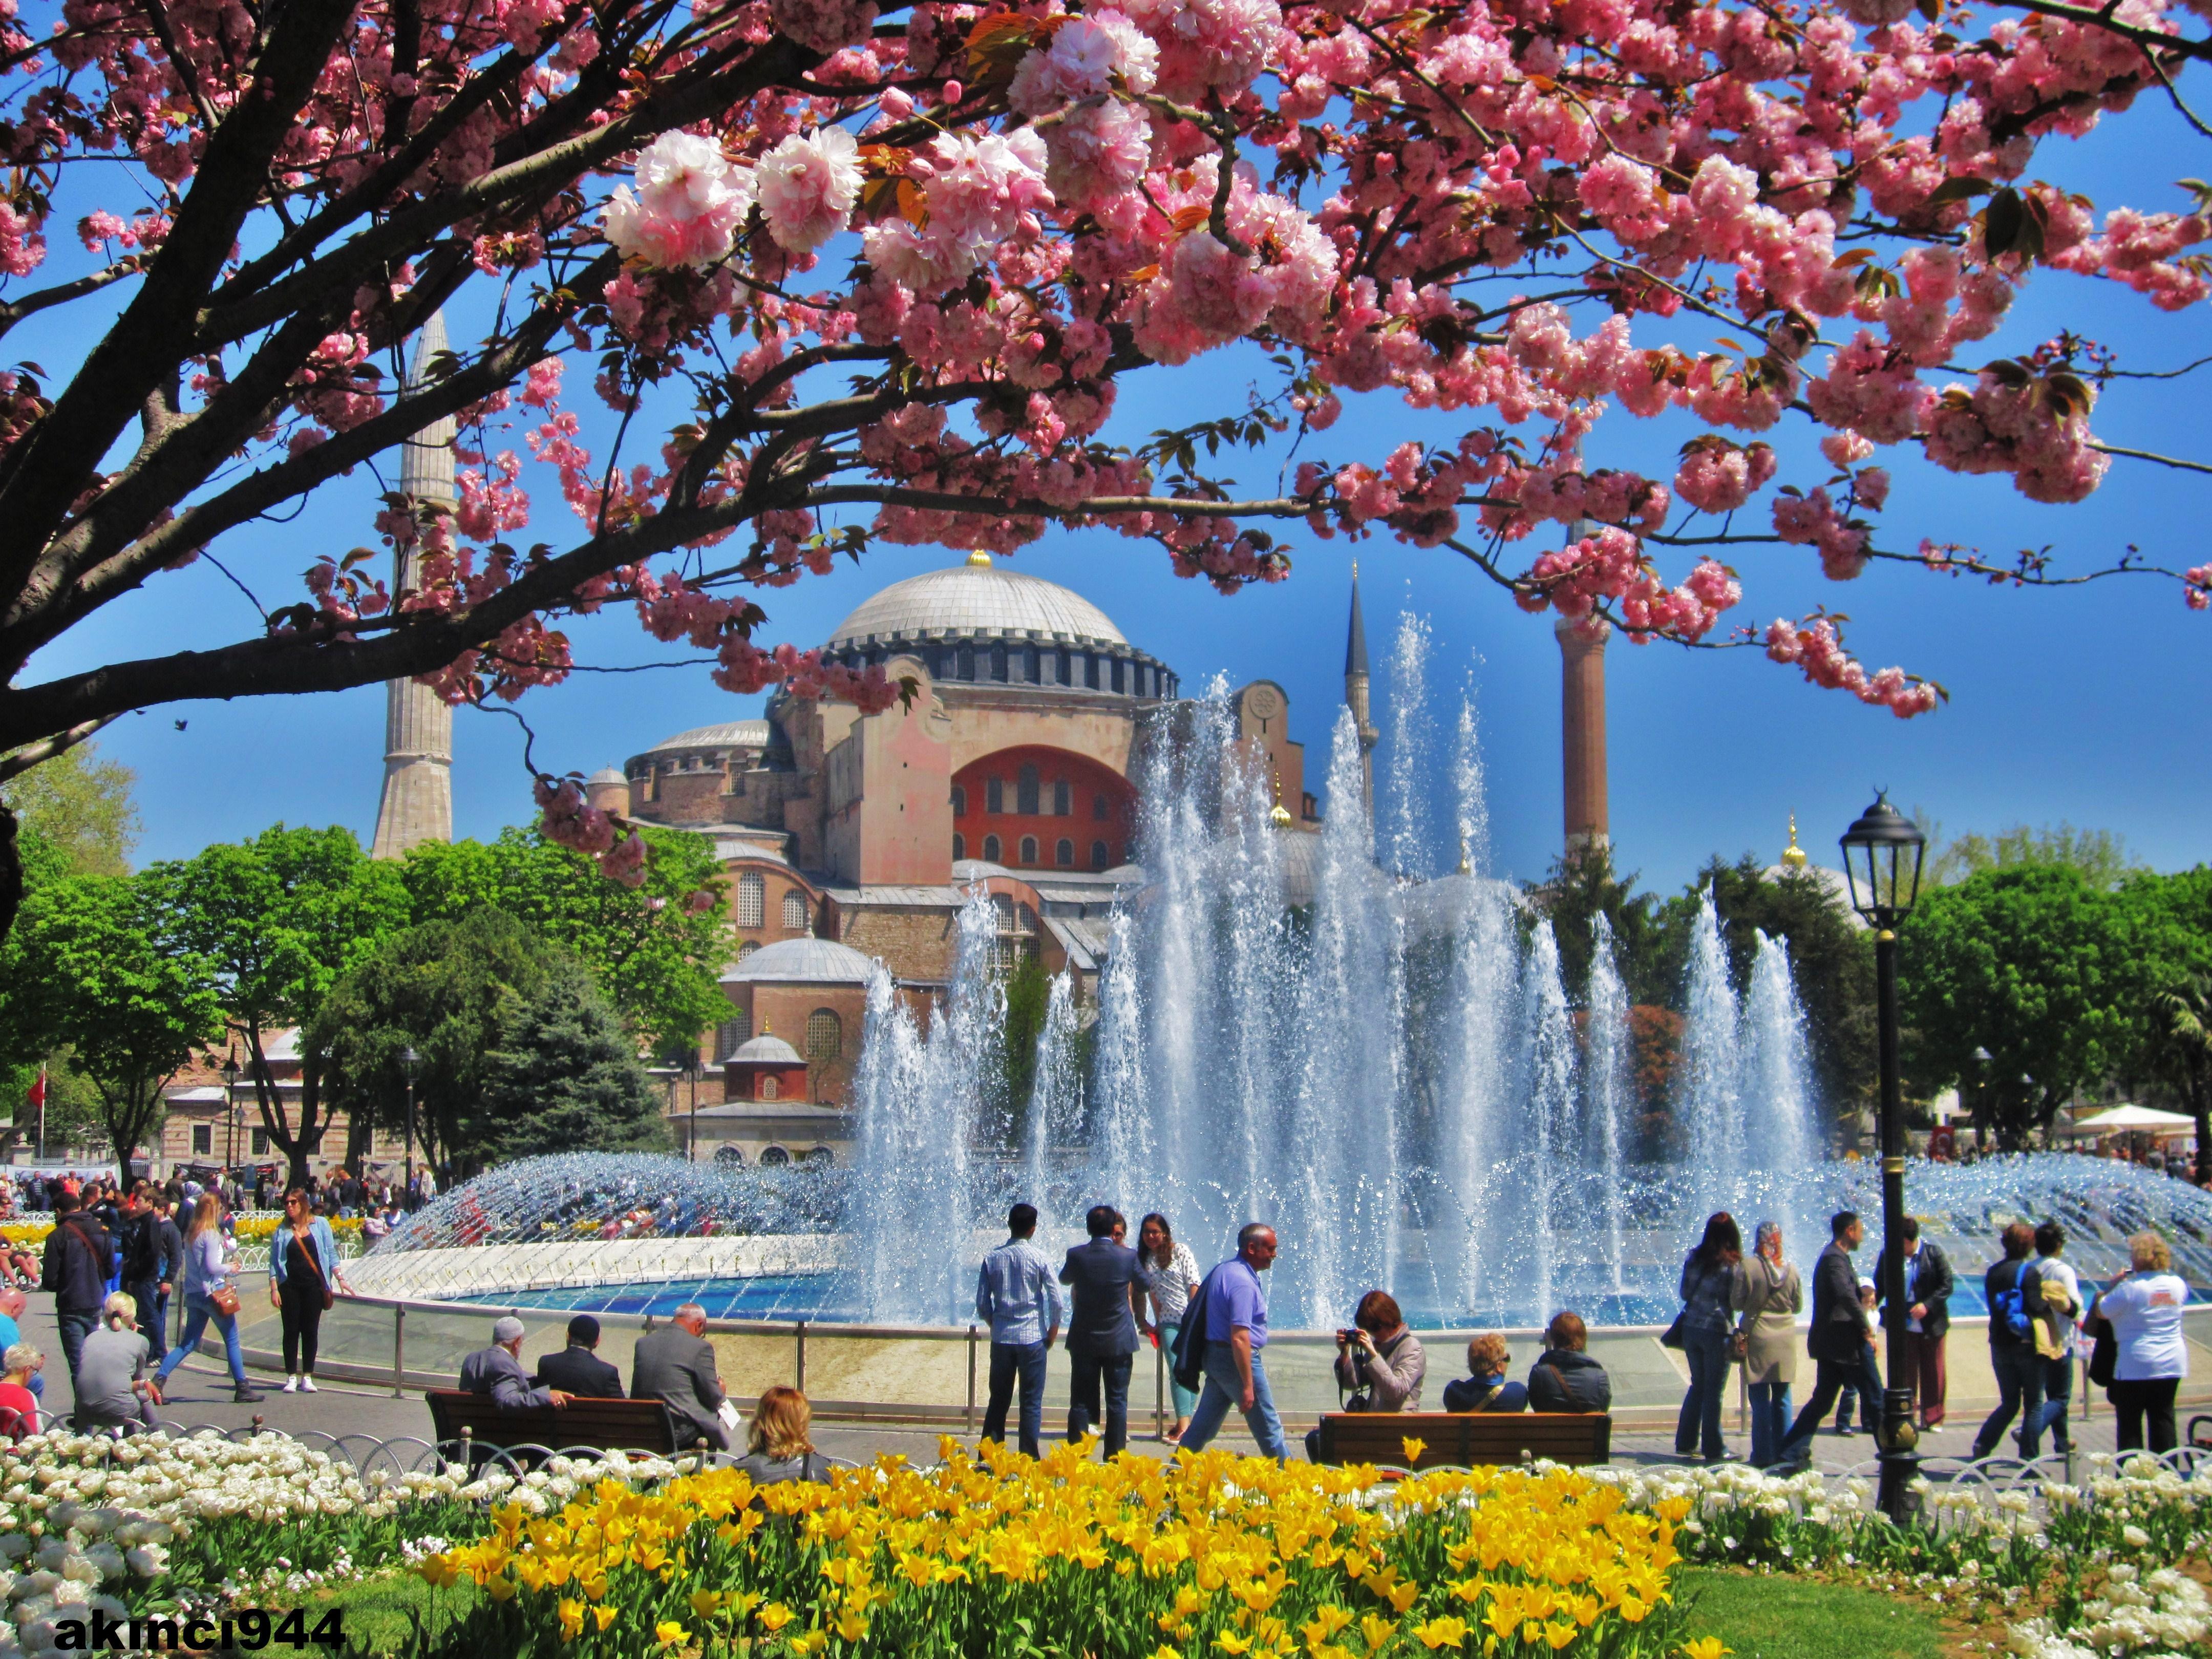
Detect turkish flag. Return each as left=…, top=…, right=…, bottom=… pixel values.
left=24, top=1070, right=44, bottom=1110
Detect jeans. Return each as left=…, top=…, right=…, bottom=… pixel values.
left=1180, top=1340, right=1288, bottom=1461
left=2110, top=1376, right=2181, bottom=1456
left=1067, top=1349, right=1134, bottom=1458
left=55, top=1310, right=97, bottom=1386
left=126, top=1279, right=166, bottom=1366
left=1778, top=1357, right=1856, bottom=1466
left=982, top=1341, right=1047, bottom=1458
left=2033, top=1354, right=2074, bottom=1452
left=155, top=1294, right=249, bottom=1390
left=1158, top=1323, right=1199, bottom=1421
left=278, top=1277, right=323, bottom=1374
left=1747, top=1378, right=1793, bottom=1468
left=1972, top=1344, right=2046, bottom=1460
left=1675, top=1330, right=1732, bottom=1459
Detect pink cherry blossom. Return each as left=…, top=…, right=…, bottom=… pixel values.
left=755, top=126, right=863, bottom=254
left=603, top=132, right=754, bottom=269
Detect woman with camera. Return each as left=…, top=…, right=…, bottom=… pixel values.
left=1334, top=1290, right=1426, bottom=1411
left=1674, top=1211, right=1744, bottom=1463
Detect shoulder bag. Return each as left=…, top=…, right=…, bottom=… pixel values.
left=292, top=1227, right=336, bottom=1311
left=209, top=1281, right=242, bottom=1317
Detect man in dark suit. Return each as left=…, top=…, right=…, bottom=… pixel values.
left=534, top=1314, right=624, bottom=1398
left=1774, top=1211, right=1866, bottom=1471
left=631, top=1302, right=730, bottom=1450
left=459, top=1317, right=572, bottom=1410
left=1874, top=1217, right=1954, bottom=1429
left=1057, top=1205, right=1152, bottom=1458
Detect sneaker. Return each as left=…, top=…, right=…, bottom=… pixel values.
left=235, top=1386, right=265, bottom=1402
left=1835, top=1424, right=1857, bottom=1437
left=281, top=1377, right=299, bottom=1393
left=300, top=1377, right=317, bottom=1393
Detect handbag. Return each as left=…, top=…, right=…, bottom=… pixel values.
left=1659, top=1312, right=1687, bottom=1350
left=291, top=1228, right=337, bottom=1311
left=209, top=1282, right=242, bottom=1317
left=2087, top=1304, right=2118, bottom=1389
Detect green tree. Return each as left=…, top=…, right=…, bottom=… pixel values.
left=313, top=910, right=562, bottom=1172
left=2145, top=979, right=2212, bottom=1184
left=476, top=961, right=671, bottom=1167
left=399, top=826, right=730, bottom=1050
left=1899, top=864, right=2140, bottom=1147
left=0, top=742, right=140, bottom=878
left=161, top=825, right=408, bottom=1186
left=1922, top=820, right=2143, bottom=891
left=0, top=871, right=222, bottom=1170
left=1526, top=847, right=1679, bottom=1007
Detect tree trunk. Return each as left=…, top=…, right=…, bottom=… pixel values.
left=2191, top=1068, right=2210, bottom=1188
left=0, top=802, right=19, bottom=948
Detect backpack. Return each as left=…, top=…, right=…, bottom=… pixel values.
left=1990, top=1264, right=2034, bottom=1342
left=1169, top=1267, right=1218, bottom=1396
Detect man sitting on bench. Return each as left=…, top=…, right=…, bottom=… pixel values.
left=1525, top=1312, right=1611, bottom=1413
left=534, top=1314, right=624, bottom=1398
left=460, top=1316, right=574, bottom=1410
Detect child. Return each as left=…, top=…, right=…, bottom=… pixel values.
left=1834, top=1278, right=1881, bottom=1435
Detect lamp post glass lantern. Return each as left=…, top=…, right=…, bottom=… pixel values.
left=1839, top=791, right=1926, bottom=1520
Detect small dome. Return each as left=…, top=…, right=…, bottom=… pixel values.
left=643, top=719, right=772, bottom=753
left=951, top=858, right=1011, bottom=880
left=729, top=1033, right=803, bottom=1065
left=827, top=561, right=1127, bottom=650
left=587, top=767, right=626, bottom=786
left=721, top=937, right=877, bottom=985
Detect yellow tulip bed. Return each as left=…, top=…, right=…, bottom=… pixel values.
left=414, top=1440, right=1701, bottom=1657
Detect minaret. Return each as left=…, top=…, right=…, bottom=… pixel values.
left=1556, top=610, right=1610, bottom=861
left=1344, top=563, right=1378, bottom=822
left=370, top=314, right=457, bottom=861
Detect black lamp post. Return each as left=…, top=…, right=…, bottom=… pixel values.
left=1839, top=790, right=1927, bottom=1523
left=684, top=1053, right=704, bottom=1163
left=220, top=1050, right=240, bottom=1173
left=1969, top=1046, right=1993, bottom=1152
left=400, top=1048, right=420, bottom=1211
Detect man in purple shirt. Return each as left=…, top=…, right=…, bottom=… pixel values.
left=1176, top=1223, right=1288, bottom=1461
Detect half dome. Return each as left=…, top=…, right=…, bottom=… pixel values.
left=721, top=937, right=877, bottom=984
left=643, top=719, right=772, bottom=753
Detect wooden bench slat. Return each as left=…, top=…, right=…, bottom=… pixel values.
left=1315, top=1412, right=1611, bottom=1469
left=427, top=1390, right=689, bottom=1454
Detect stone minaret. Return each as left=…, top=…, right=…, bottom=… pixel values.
left=1556, top=610, right=1610, bottom=861
left=1344, top=563, right=1378, bottom=822
left=369, top=314, right=457, bottom=861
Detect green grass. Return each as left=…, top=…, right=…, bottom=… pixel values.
left=308, top=1571, right=480, bottom=1658
left=1679, top=1568, right=1950, bottom=1659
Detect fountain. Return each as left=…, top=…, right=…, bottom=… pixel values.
left=359, top=607, right=2212, bottom=1332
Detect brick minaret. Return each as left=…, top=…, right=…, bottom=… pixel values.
left=1556, top=612, right=1610, bottom=860
left=1344, top=564, right=1378, bottom=821
left=370, top=315, right=457, bottom=860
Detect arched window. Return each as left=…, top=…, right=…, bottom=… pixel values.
left=1093, top=792, right=1110, bottom=821
left=738, top=940, right=759, bottom=961
left=714, top=1144, right=746, bottom=1165
left=986, top=777, right=1004, bottom=814
left=989, top=642, right=1008, bottom=682
left=1017, top=764, right=1039, bottom=815
left=952, top=833, right=966, bottom=862
left=1092, top=840, right=1111, bottom=870
left=1056, top=838, right=1074, bottom=867
left=782, top=890, right=807, bottom=931
left=982, top=834, right=1001, bottom=863
left=761, top=1145, right=791, bottom=1166
left=951, top=784, right=967, bottom=818
left=956, top=644, right=974, bottom=680
left=806, top=1009, right=842, bottom=1062
left=801, top=1146, right=832, bottom=1164
left=716, top=1013, right=751, bottom=1059
left=736, top=871, right=765, bottom=928
left=1053, top=780, right=1071, bottom=816
left=1019, top=836, right=1038, bottom=865
left=760, top=1074, right=780, bottom=1101
left=992, top=894, right=1015, bottom=930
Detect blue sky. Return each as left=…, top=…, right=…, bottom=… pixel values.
left=17, top=88, right=2211, bottom=895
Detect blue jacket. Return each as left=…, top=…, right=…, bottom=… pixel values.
left=1058, top=1238, right=1150, bottom=1357
left=267, top=1219, right=339, bottom=1291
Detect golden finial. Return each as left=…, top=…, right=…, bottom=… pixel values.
left=966, top=549, right=993, bottom=567
left=1269, top=764, right=1293, bottom=828
left=761, top=1019, right=771, bottom=1035
left=1458, top=833, right=1473, bottom=876
left=1351, top=558, right=1359, bottom=580
left=1781, top=813, right=1807, bottom=870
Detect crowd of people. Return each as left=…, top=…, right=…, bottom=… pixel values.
left=1667, top=1208, right=2191, bottom=1469
left=6, top=1163, right=439, bottom=1224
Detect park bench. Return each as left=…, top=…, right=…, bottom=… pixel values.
left=426, top=1390, right=693, bottom=1459
left=1312, top=1411, right=1612, bottom=1470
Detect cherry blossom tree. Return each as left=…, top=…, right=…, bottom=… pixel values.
left=0, top=0, right=2208, bottom=934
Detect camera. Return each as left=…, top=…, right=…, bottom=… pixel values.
left=1335, top=1328, right=1362, bottom=1344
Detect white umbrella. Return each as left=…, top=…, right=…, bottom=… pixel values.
left=2069, top=1103, right=2198, bottom=1132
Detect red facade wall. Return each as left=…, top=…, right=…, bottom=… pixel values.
left=950, top=746, right=1135, bottom=871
